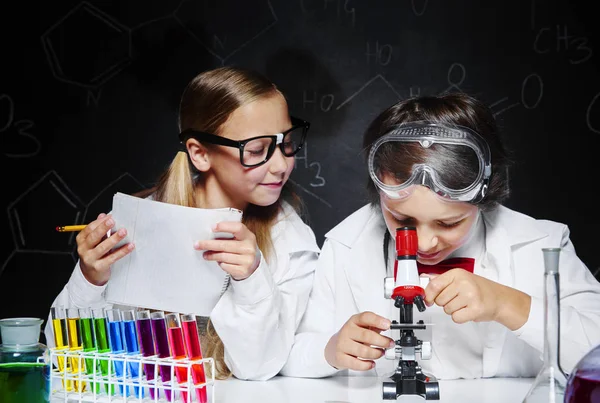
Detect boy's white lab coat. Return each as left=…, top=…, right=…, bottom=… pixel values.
left=281, top=204, right=600, bottom=379
left=44, top=202, right=319, bottom=381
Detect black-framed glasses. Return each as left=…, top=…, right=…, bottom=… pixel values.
left=179, top=116, right=310, bottom=167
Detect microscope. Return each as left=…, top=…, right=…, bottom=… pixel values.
left=382, top=226, right=440, bottom=400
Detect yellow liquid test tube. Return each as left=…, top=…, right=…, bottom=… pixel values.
left=67, top=307, right=86, bottom=392
left=51, top=306, right=73, bottom=391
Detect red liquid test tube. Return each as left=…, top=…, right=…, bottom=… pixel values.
left=181, top=314, right=208, bottom=403
left=166, top=313, right=189, bottom=402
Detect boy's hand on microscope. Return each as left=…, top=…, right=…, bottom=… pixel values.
left=77, top=213, right=134, bottom=286
left=195, top=221, right=261, bottom=281
left=324, top=311, right=395, bottom=371
left=423, top=268, right=531, bottom=330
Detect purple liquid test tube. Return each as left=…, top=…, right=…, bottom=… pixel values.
left=136, top=310, right=157, bottom=400
left=151, top=311, right=173, bottom=402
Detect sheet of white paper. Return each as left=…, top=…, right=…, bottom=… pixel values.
left=105, top=192, right=243, bottom=316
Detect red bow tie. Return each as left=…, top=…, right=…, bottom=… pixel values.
left=417, top=257, right=475, bottom=275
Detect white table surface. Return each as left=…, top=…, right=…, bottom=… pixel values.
left=50, top=375, right=534, bottom=403
left=214, top=375, right=534, bottom=403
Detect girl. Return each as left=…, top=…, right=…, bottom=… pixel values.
left=281, top=92, right=600, bottom=380
left=45, top=66, right=320, bottom=381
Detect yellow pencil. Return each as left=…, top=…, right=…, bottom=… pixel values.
left=56, top=225, right=87, bottom=232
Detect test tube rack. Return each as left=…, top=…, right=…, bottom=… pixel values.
left=49, top=348, right=215, bottom=403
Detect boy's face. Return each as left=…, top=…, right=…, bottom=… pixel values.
left=380, top=186, right=479, bottom=265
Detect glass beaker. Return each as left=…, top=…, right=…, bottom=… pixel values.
left=565, top=343, right=600, bottom=402
left=522, top=248, right=568, bottom=403
left=0, top=317, right=50, bottom=403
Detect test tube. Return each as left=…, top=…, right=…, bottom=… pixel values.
left=50, top=306, right=72, bottom=391
left=106, top=308, right=127, bottom=396
left=166, top=313, right=189, bottom=402
left=91, top=307, right=114, bottom=395
left=79, top=308, right=100, bottom=394
left=66, top=307, right=86, bottom=392
left=122, top=309, right=142, bottom=398
left=136, top=310, right=157, bottom=400
left=150, top=311, right=173, bottom=402
left=181, top=313, right=208, bottom=403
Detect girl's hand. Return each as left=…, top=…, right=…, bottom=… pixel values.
left=194, top=222, right=261, bottom=281
left=424, top=269, right=531, bottom=330
left=77, top=213, right=135, bottom=286
left=324, top=311, right=394, bottom=371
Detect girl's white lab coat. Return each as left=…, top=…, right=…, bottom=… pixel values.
left=44, top=202, right=320, bottom=381
left=281, top=204, right=600, bottom=379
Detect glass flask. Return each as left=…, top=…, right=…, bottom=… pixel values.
left=522, top=248, right=568, bottom=403
left=565, top=343, right=600, bottom=402
left=0, top=317, right=50, bottom=403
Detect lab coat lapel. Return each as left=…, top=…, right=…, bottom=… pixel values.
left=480, top=206, right=547, bottom=377
left=481, top=217, right=512, bottom=377
left=341, top=223, right=391, bottom=318
left=483, top=206, right=548, bottom=290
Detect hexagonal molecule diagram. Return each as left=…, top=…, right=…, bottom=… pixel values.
left=1, top=171, right=147, bottom=280
left=7, top=171, right=85, bottom=255
left=41, top=2, right=132, bottom=89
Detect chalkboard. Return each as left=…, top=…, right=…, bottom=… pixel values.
left=1, top=0, right=599, bottom=330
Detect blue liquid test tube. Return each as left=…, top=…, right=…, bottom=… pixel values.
left=122, top=309, right=142, bottom=398
left=105, top=308, right=127, bottom=396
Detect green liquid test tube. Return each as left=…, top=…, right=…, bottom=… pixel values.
left=92, top=307, right=115, bottom=395
left=79, top=308, right=100, bottom=394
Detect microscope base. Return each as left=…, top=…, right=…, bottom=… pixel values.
left=382, top=369, right=440, bottom=400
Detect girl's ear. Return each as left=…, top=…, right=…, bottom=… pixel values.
left=186, top=138, right=211, bottom=172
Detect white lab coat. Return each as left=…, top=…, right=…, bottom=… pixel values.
left=281, top=203, right=600, bottom=379
left=44, top=201, right=320, bottom=381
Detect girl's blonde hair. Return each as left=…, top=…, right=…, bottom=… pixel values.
left=137, top=66, right=300, bottom=379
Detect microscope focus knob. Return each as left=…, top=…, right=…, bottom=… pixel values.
left=384, top=346, right=398, bottom=360
left=414, top=295, right=426, bottom=312
left=383, top=277, right=395, bottom=299
left=420, top=341, right=432, bottom=360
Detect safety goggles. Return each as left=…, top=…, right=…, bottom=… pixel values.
left=368, top=122, right=492, bottom=202
left=179, top=116, right=310, bottom=168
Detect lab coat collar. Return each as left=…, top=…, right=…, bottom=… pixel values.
left=483, top=205, right=548, bottom=249
left=271, top=201, right=321, bottom=255
left=480, top=205, right=549, bottom=292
